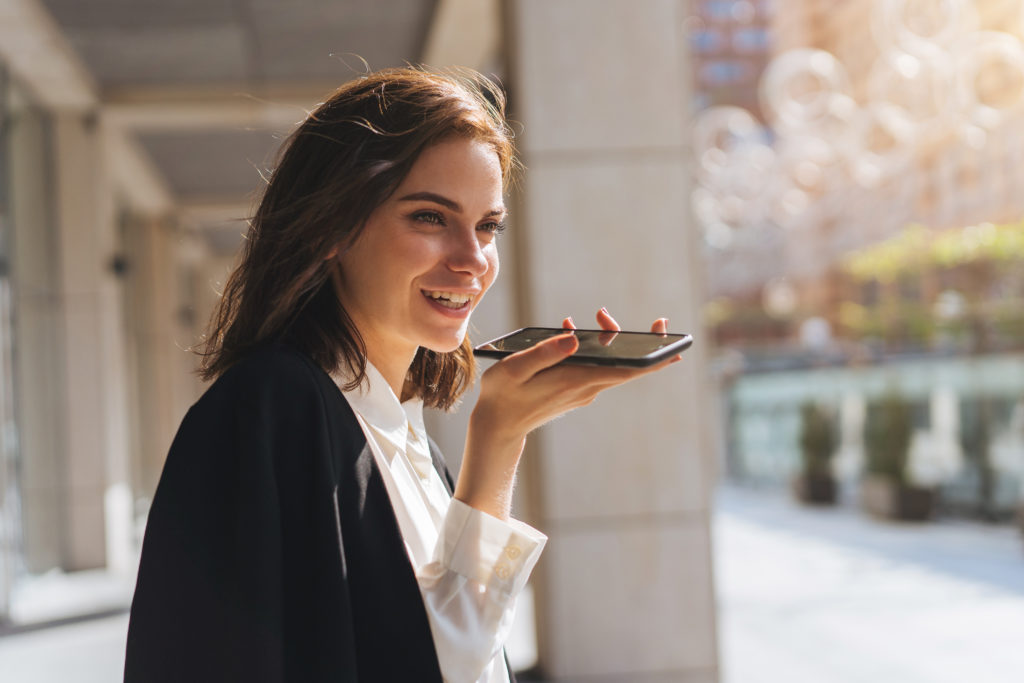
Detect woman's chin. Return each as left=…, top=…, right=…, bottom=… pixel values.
left=421, top=332, right=466, bottom=354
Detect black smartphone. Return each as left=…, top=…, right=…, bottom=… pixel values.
left=473, top=327, right=693, bottom=367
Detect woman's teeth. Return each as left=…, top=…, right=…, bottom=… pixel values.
left=425, top=291, right=472, bottom=309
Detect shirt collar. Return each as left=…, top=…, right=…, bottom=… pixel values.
left=336, top=360, right=424, bottom=455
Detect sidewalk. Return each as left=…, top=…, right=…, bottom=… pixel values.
left=0, top=611, right=128, bottom=683
left=3, top=485, right=1022, bottom=682
left=714, top=484, right=1024, bottom=683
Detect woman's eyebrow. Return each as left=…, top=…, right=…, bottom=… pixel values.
left=397, top=191, right=506, bottom=218
left=398, top=191, right=462, bottom=211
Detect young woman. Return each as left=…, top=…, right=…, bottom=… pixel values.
left=124, top=67, right=680, bottom=683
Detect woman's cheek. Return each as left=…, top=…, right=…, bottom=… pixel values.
left=487, top=246, right=500, bottom=280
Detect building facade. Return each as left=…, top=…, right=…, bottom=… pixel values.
left=693, top=0, right=1024, bottom=517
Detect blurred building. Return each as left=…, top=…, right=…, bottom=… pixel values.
left=692, top=0, right=1024, bottom=517
left=688, top=0, right=775, bottom=116
left=0, top=1, right=719, bottom=680
left=705, top=0, right=1024, bottom=305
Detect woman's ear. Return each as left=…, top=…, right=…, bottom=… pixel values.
left=324, top=246, right=339, bottom=260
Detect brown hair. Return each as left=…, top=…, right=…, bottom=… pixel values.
left=196, top=67, right=516, bottom=410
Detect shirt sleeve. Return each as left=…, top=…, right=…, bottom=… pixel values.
left=415, top=497, right=547, bottom=683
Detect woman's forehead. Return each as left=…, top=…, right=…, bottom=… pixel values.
left=395, top=139, right=504, bottom=202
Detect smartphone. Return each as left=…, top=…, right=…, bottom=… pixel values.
left=474, top=327, right=693, bottom=367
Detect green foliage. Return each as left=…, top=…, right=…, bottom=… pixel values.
left=864, top=391, right=913, bottom=486
left=844, top=221, right=1024, bottom=283
left=799, top=401, right=837, bottom=478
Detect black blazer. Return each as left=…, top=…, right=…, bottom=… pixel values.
left=124, top=344, right=492, bottom=682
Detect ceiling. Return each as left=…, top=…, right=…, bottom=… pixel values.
left=37, top=0, right=439, bottom=243
left=39, top=0, right=436, bottom=89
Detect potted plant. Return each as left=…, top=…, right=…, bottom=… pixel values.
left=792, top=401, right=839, bottom=505
left=960, top=396, right=996, bottom=521
left=860, top=391, right=936, bottom=521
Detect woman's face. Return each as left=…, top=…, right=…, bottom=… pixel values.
left=335, top=137, right=504, bottom=364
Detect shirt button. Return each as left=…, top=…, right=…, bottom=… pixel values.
left=504, top=545, right=522, bottom=560
left=495, top=563, right=511, bottom=580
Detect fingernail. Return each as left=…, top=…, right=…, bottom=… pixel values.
left=558, top=335, right=577, bottom=350
left=566, top=316, right=575, bottom=326
left=600, top=307, right=608, bottom=314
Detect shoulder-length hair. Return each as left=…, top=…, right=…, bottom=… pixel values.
left=196, top=67, right=516, bottom=410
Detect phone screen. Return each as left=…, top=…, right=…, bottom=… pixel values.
left=474, top=327, right=693, bottom=367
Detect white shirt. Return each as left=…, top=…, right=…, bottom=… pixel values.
left=338, top=362, right=546, bottom=683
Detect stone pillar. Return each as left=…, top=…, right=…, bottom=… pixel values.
left=122, top=215, right=193, bottom=502
left=52, top=112, right=110, bottom=570
left=9, top=96, right=65, bottom=574
left=504, top=1, right=720, bottom=679
left=46, top=111, right=133, bottom=572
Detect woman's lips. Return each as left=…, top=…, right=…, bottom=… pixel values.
left=422, top=290, right=473, bottom=318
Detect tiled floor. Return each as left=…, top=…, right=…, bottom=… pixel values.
left=2, top=485, right=1021, bottom=682
left=0, top=611, right=129, bottom=683
left=715, top=484, right=1024, bottom=683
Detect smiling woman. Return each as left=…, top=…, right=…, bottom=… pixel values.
left=123, top=67, right=680, bottom=683
left=333, top=138, right=504, bottom=396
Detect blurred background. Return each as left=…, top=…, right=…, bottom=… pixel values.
left=1, top=0, right=1023, bottom=681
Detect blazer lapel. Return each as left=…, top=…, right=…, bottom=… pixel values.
left=332, top=420, right=443, bottom=681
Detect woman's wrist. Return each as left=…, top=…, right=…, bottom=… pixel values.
left=454, top=409, right=528, bottom=520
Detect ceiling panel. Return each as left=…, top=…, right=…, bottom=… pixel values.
left=66, top=26, right=250, bottom=87
left=36, top=0, right=439, bottom=219
left=136, top=129, right=283, bottom=199
left=40, top=0, right=237, bottom=31
left=254, top=24, right=427, bottom=81
left=246, top=0, right=431, bottom=28
left=40, top=0, right=437, bottom=90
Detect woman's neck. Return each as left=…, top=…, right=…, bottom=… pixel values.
left=363, top=343, right=417, bottom=401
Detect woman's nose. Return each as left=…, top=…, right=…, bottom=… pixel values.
left=446, top=230, right=489, bottom=276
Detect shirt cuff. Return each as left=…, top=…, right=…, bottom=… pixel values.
left=435, top=498, right=547, bottom=596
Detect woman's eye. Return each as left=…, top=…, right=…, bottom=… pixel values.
left=478, top=221, right=506, bottom=235
left=412, top=211, right=445, bottom=226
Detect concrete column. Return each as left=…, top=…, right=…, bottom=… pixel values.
left=504, top=1, right=719, bottom=680
left=123, top=216, right=184, bottom=500
left=52, top=111, right=109, bottom=570
left=48, top=112, right=134, bottom=572
left=12, top=103, right=67, bottom=574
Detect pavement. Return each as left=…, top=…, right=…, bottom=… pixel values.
left=0, top=611, right=129, bottom=683
left=1, top=484, right=1022, bottom=682
left=714, top=484, right=1024, bottom=683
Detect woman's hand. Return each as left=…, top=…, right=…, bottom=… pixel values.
left=455, top=308, right=680, bottom=519
left=563, top=306, right=669, bottom=336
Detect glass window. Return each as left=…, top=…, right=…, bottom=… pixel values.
left=733, top=27, right=771, bottom=52
left=704, top=0, right=736, bottom=21
left=699, top=60, right=749, bottom=85
left=0, top=66, right=62, bottom=598
left=691, top=29, right=725, bottom=53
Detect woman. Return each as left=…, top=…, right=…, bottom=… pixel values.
left=124, top=67, right=680, bottom=682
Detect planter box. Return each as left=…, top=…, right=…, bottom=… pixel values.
left=792, top=473, right=838, bottom=505
left=860, top=475, right=936, bottom=521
